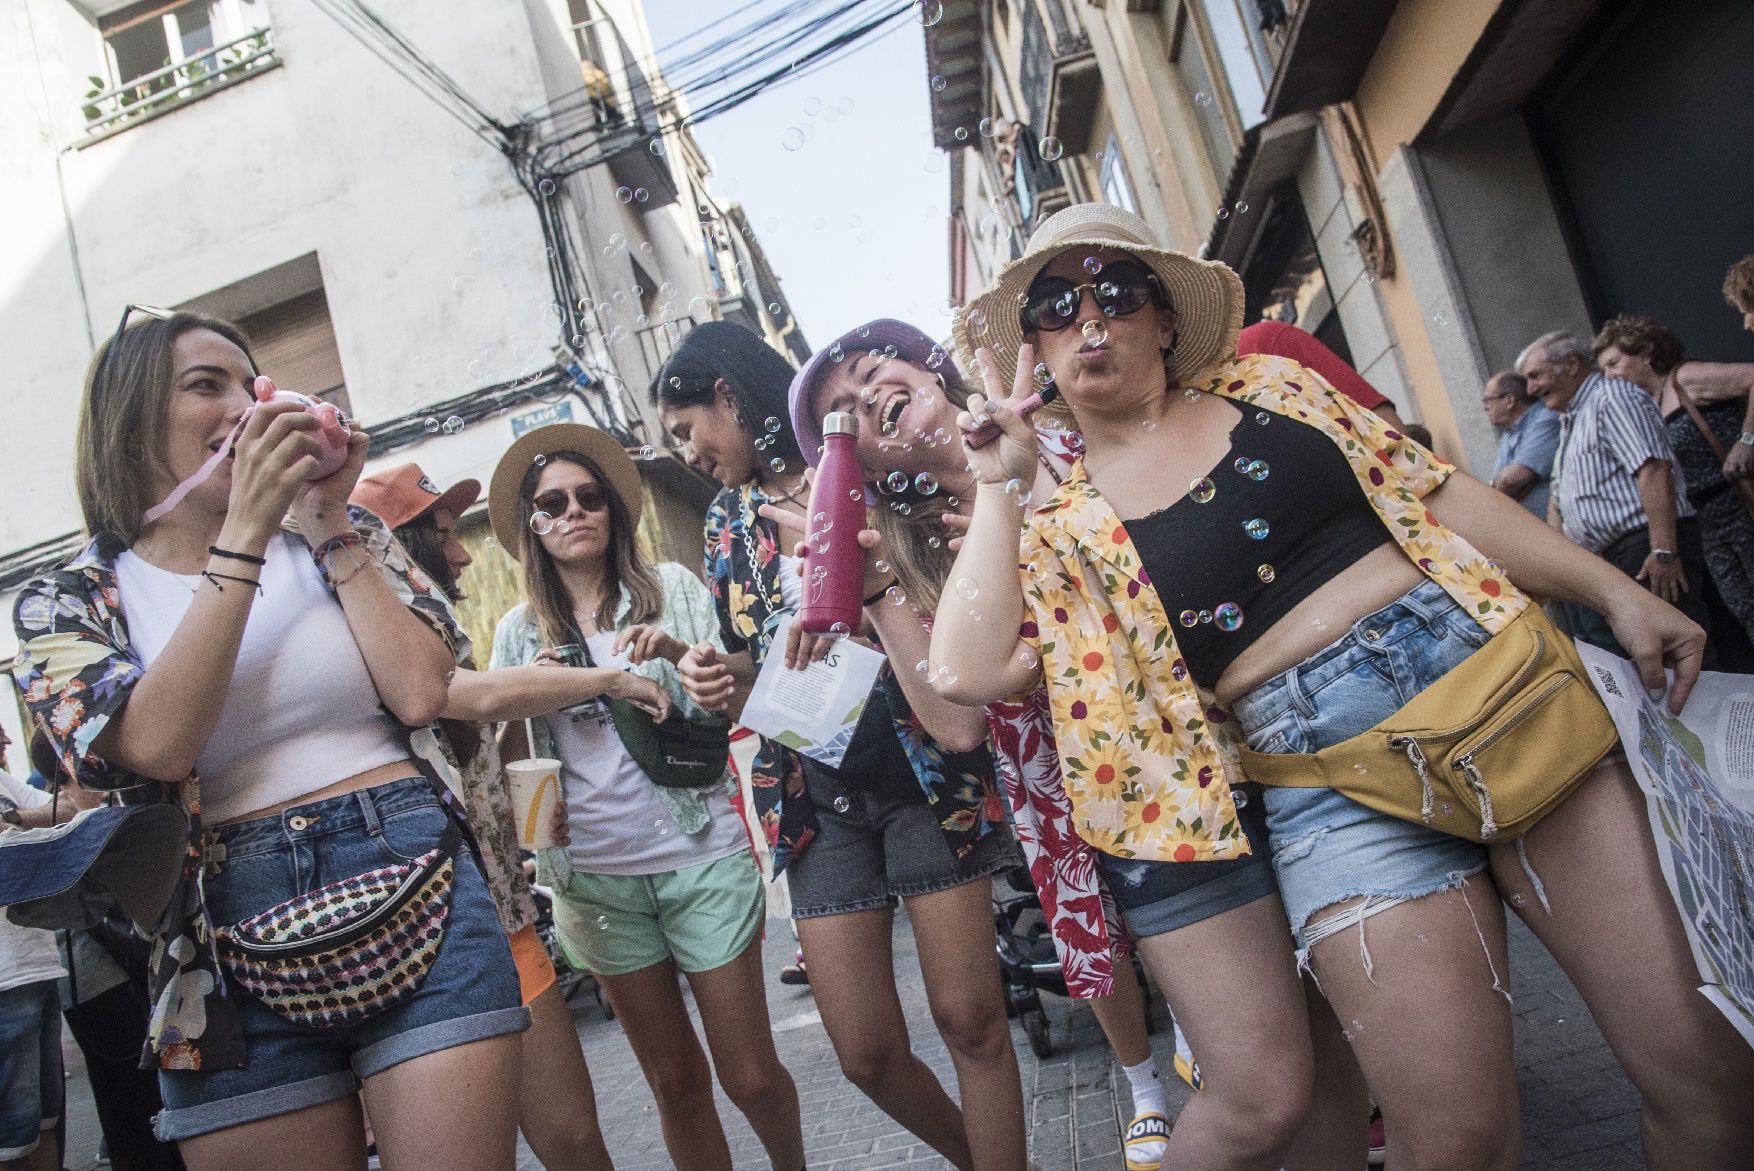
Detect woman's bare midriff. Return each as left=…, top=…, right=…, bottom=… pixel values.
left=1213, top=543, right=1426, bottom=707
left=216, top=759, right=422, bottom=825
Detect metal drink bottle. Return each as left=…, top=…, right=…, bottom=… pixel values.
left=799, top=411, right=867, bottom=634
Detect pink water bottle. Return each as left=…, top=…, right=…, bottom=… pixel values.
left=800, top=412, right=866, bottom=634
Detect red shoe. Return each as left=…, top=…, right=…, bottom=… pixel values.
left=1367, top=1107, right=1387, bottom=1166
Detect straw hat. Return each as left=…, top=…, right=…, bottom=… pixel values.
left=487, top=423, right=642, bottom=559
left=952, top=203, right=1245, bottom=388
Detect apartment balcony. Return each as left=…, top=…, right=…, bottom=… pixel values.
left=1259, top=0, right=1399, bottom=119
left=79, top=26, right=279, bottom=146
left=1018, top=0, right=1100, bottom=157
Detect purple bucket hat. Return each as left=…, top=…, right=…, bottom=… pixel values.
left=787, top=319, right=950, bottom=466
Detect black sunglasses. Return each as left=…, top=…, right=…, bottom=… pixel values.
left=530, top=483, right=611, bottom=523
left=96, top=304, right=175, bottom=382
left=1018, top=263, right=1162, bottom=333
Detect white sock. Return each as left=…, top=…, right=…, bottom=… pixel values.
left=1123, top=1056, right=1167, bottom=1118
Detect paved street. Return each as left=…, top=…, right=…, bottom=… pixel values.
left=54, top=905, right=1648, bottom=1170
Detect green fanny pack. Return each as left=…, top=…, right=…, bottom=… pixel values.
left=610, top=700, right=732, bottom=789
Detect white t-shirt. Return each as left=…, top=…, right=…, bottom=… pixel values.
left=778, top=552, right=804, bottom=614
left=117, top=534, right=408, bottom=823
left=544, top=631, right=746, bottom=876
left=0, top=772, right=67, bottom=991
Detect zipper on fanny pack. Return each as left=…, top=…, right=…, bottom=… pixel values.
left=1451, top=674, right=1572, bottom=838
left=1405, top=631, right=1548, bottom=750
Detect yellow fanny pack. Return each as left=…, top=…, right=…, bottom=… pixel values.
left=1237, top=607, right=1619, bottom=843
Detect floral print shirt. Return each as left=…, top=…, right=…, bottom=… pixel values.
left=1019, top=353, right=1530, bottom=863
left=488, top=561, right=737, bottom=886
left=11, top=512, right=467, bottom=1071
left=703, top=483, right=1003, bottom=875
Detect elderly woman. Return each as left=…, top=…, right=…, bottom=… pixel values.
left=931, top=205, right=1754, bottom=1171
left=1594, top=313, right=1754, bottom=645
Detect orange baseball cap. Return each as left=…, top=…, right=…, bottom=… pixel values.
left=351, top=463, right=480, bottom=531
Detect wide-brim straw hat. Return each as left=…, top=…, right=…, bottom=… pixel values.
left=488, top=423, right=642, bottom=559
left=952, top=203, right=1245, bottom=392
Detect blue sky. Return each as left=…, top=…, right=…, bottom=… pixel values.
left=642, top=1, right=952, bottom=352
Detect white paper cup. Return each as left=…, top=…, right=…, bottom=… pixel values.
left=505, top=758, right=562, bottom=850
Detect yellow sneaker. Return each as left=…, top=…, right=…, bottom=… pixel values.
left=1124, top=1111, right=1171, bottom=1171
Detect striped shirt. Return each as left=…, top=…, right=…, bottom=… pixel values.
left=1552, top=372, right=1694, bottom=553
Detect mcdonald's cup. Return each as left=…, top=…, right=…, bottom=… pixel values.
left=504, top=758, right=563, bottom=850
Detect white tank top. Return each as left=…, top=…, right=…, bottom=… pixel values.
left=117, top=533, right=409, bottom=822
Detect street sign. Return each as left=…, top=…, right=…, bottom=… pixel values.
left=510, top=400, right=575, bottom=437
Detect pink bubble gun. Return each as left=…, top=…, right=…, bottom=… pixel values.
left=141, top=376, right=351, bottom=526
left=963, top=385, right=1058, bottom=449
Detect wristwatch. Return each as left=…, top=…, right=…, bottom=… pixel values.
left=1651, top=549, right=1676, bottom=564
left=1739, top=432, right=1754, bottom=447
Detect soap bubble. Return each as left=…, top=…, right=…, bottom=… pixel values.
left=885, top=585, right=907, bottom=605
left=829, top=342, right=845, bottom=362
left=452, top=275, right=476, bottom=298
left=885, top=470, right=910, bottom=493
left=648, top=138, right=664, bottom=156
left=782, top=126, right=806, bottom=151
left=812, top=511, right=832, bottom=532
left=953, top=126, right=969, bottom=141
left=615, top=186, right=633, bottom=203
left=1233, top=456, right=1252, bottom=475
left=608, top=232, right=626, bottom=250
left=448, top=160, right=465, bottom=176
left=1194, top=90, right=1213, bottom=107
left=533, top=453, right=547, bottom=466
left=917, top=0, right=944, bottom=25
left=1039, top=136, right=1064, bottom=161
left=914, top=472, right=939, bottom=495
left=1256, top=564, right=1276, bottom=583
left=937, top=665, right=958, bottom=686
left=634, top=187, right=649, bottom=203
left=954, top=577, right=979, bottom=600
left=422, top=417, right=440, bottom=434
left=915, top=659, right=933, bottom=680
left=1234, top=200, right=1249, bottom=214
left=1198, top=609, right=1213, bottom=624
left=930, top=75, right=947, bottom=93
left=873, top=559, right=891, bottom=575
left=1081, top=319, right=1109, bottom=347
left=978, top=116, right=995, bottom=137
left=441, top=415, right=465, bottom=435
left=927, top=345, right=948, bottom=369
left=1233, top=788, right=1249, bottom=808
left=1256, top=411, right=1272, bottom=425
left=1033, top=362, right=1055, bottom=389
left=1247, top=460, right=1270, bottom=481
left=1188, top=477, right=1216, bottom=504
left=1243, top=517, right=1270, bottom=540
left=596, top=915, right=609, bottom=930
left=637, top=445, right=655, bottom=460
left=769, top=458, right=785, bottom=473
left=768, top=301, right=784, bottom=316
left=1216, top=207, right=1230, bottom=221
left=537, top=177, right=556, bottom=195
left=1083, top=255, right=1103, bottom=275
left=1215, top=602, right=1244, bottom=632
left=1179, top=609, right=1198, bottom=628
left=829, top=621, right=850, bottom=636
left=529, top=511, right=557, bottom=535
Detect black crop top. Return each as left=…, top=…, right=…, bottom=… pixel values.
left=1123, top=407, right=1390, bottom=689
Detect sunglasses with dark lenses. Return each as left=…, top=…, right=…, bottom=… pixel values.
left=1018, top=263, right=1160, bottom=333
left=530, top=484, right=611, bottom=529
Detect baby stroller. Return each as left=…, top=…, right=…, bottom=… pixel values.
left=993, top=864, right=1153, bottom=1057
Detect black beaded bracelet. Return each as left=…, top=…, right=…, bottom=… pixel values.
left=863, top=579, right=898, bottom=607
left=209, top=545, right=266, bottom=566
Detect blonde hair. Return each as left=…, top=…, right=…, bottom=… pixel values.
left=76, top=313, right=256, bottom=545
left=868, top=368, right=978, bottom=615
left=513, top=452, right=662, bottom=644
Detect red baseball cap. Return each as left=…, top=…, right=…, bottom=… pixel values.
left=351, top=463, right=480, bottom=530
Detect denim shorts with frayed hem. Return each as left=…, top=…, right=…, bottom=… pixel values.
left=0, top=978, right=63, bottom=1160
left=155, top=777, right=528, bottom=1142
left=786, top=763, right=1022, bottom=919
left=1230, top=579, right=1493, bottom=951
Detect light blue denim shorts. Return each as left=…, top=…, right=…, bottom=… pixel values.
left=157, top=777, right=529, bottom=1141
left=1230, top=580, right=1492, bottom=950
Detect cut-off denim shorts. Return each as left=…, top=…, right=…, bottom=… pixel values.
left=1096, top=782, right=1278, bottom=938
left=157, top=777, right=528, bottom=1142
left=786, top=760, right=1022, bottom=918
left=1230, top=580, right=1495, bottom=959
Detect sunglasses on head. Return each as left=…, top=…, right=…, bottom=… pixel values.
left=1018, top=262, right=1162, bottom=333
left=95, top=303, right=175, bottom=384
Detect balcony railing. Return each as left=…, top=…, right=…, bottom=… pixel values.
left=81, top=27, right=278, bottom=143
left=1017, top=1, right=1100, bottom=156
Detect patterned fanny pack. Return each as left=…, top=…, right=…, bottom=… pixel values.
left=216, top=820, right=460, bottom=1029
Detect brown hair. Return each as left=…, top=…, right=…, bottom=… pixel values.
left=75, top=312, right=257, bottom=545
left=866, top=365, right=978, bottom=616
left=1725, top=255, right=1754, bottom=316
left=514, top=452, right=661, bottom=644
left=1591, top=313, right=1684, bottom=377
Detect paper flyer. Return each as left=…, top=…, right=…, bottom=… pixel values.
left=738, top=614, right=885, bottom=768
left=1577, top=643, right=1754, bottom=1046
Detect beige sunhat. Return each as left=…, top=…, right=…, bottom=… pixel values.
left=952, top=203, right=1245, bottom=389
left=488, top=423, right=642, bottom=559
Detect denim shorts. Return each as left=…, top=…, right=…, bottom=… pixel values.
left=1230, top=580, right=1492, bottom=951
left=0, top=979, right=62, bottom=1160
left=550, top=849, right=765, bottom=976
left=786, top=761, right=1022, bottom=918
left=157, top=777, right=529, bottom=1142
left=1096, top=783, right=1279, bottom=938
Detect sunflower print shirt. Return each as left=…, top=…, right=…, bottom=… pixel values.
left=12, top=512, right=467, bottom=1071
left=1019, top=352, right=1530, bottom=863
left=704, top=482, right=1003, bottom=875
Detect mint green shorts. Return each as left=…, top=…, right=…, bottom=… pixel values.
left=550, top=850, right=764, bottom=977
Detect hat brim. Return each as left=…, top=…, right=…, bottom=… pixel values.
left=430, top=477, right=481, bottom=523
left=0, top=804, right=188, bottom=933
left=951, top=213, right=1244, bottom=405
left=488, top=424, right=643, bottom=559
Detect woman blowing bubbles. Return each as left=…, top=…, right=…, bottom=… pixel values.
left=931, top=205, right=1754, bottom=1170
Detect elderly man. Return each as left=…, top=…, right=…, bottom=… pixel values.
left=1519, top=330, right=1749, bottom=666
left=1484, top=370, right=1560, bottom=518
